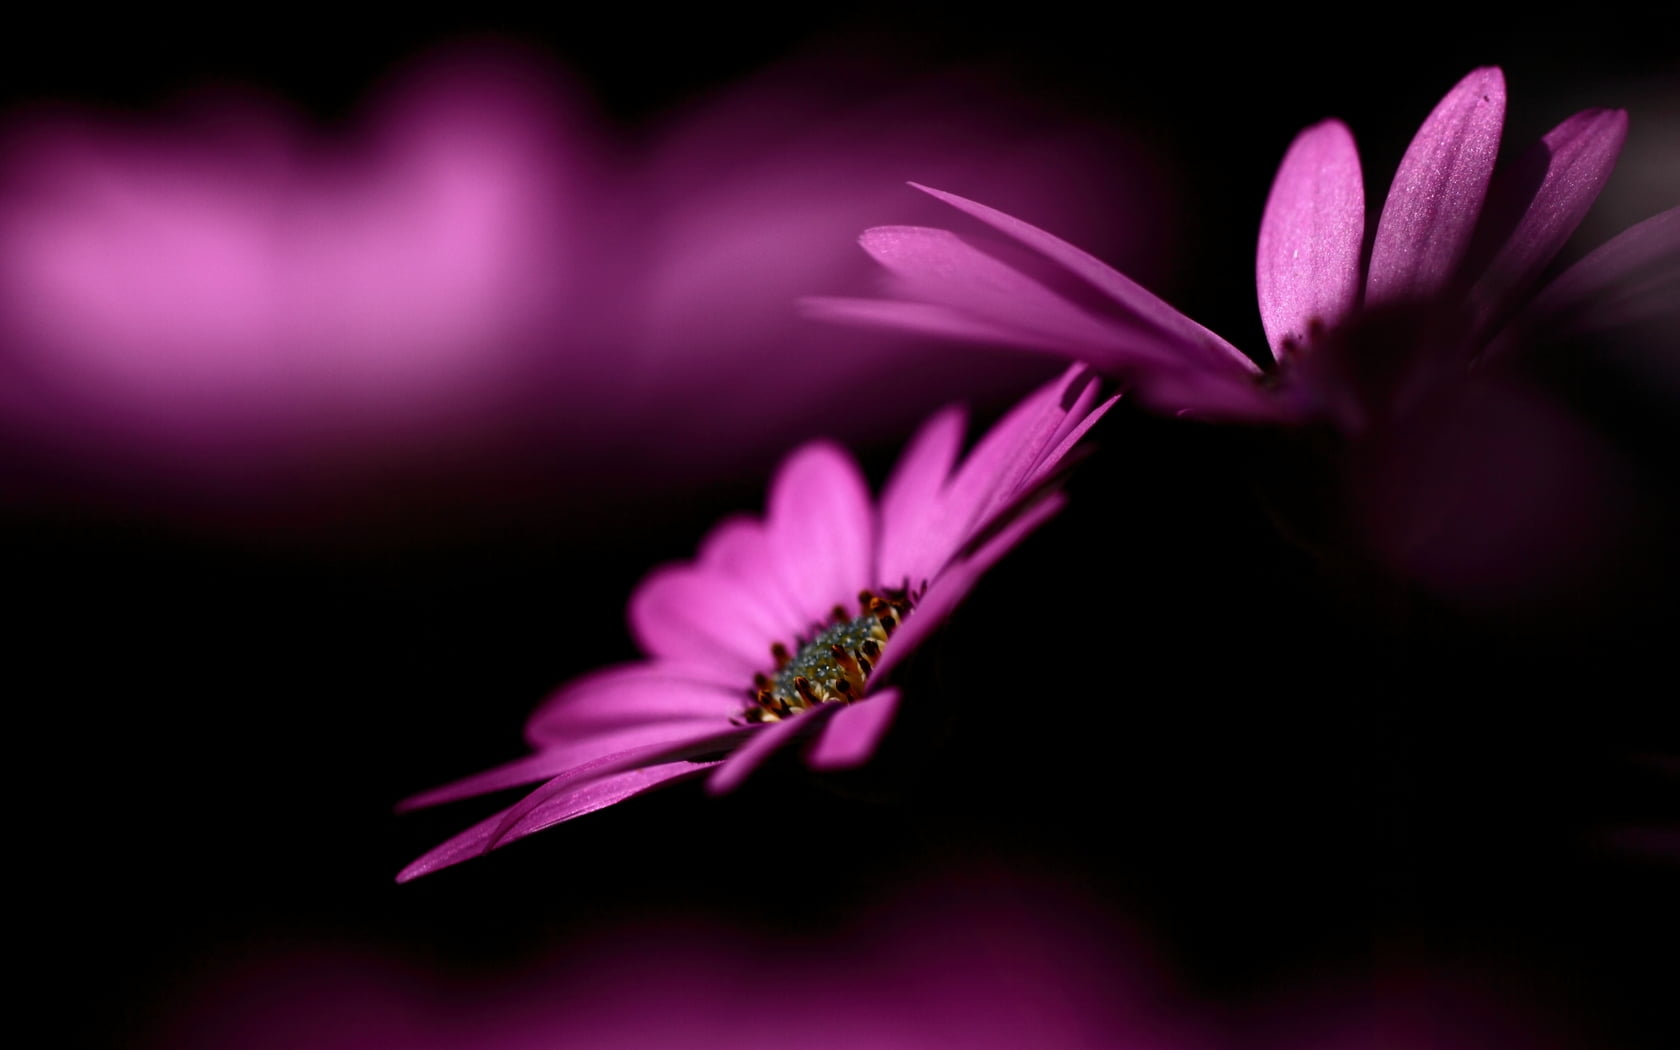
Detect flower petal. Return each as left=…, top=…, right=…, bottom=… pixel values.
left=801, top=295, right=1133, bottom=359
left=692, top=514, right=811, bottom=645
left=856, top=224, right=1183, bottom=365
left=907, top=182, right=1258, bottom=375
left=397, top=717, right=727, bottom=811
left=765, top=441, right=875, bottom=630
left=1466, top=108, right=1629, bottom=342
left=877, top=404, right=966, bottom=591
left=630, top=561, right=781, bottom=675
left=396, top=761, right=718, bottom=882
left=873, top=490, right=1067, bottom=684
left=806, top=688, right=900, bottom=771
left=1488, top=203, right=1680, bottom=357
left=706, top=702, right=843, bottom=795
left=1367, top=66, right=1506, bottom=307
left=523, top=661, right=741, bottom=746
left=1256, top=119, right=1365, bottom=362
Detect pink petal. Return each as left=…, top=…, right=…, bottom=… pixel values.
left=857, top=225, right=1181, bottom=364
left=765, top=441, right=875, bottom=630
left=1255, top=119, right=1365, bottom=362
left=806, top=688, right=900, bottom=771
left=629, top=562, right=780, bottom=675
left=1466, top=108, right=1629, bottom=341
left=1366, top=67, right=1506, bottom=307
left=463, top=727, right=750, bottom=844
left=523, top=661, right=742, bottom=746
left=706, top=702, right=842, bottom=795
left=877, top=404, right=966, bottom=592
left=691, top=515, right=812, bottom=645
left=1022, top=371, right=1117, bottom=491
left=908, top=182, right=1257, bottom=374
left=872, top=490, right=1068, bottom=684
left=396, top=718, right=727, bottom=811
left=935, top=366, right=1087, bottom=561
left=397, top=761, right=717, bottom=882
left=801, top=295, right=1146, bottom=360
left=1488, top=203, right=1680, bottom=357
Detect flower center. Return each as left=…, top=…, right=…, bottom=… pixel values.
left=741, top=587, right=916, bottom=724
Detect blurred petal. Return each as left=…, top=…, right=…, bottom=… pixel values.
left=1490, top=203, right=1680, bottom=356
left=909, top=182, right=1257, bottom=374
left=1467, top=108, right=1628, bottom=340
left=1256, top=119, right=1364, bottom=362
left=630, top=564, right=780, bottom=674
left=706, top=703, right=842, bottom=795
left=1367, top=66, right=1505, bottom=306
left=524, top=662, right=742, bottom=746
left=765, top=442, right=875, bottom=628
left=877, top=404, right=966, bottom=590
left=873, top=491, right=1067, bottom=683
left=807, top=688, right=901, bottom=771
left=858, top=225, right=1170, bottom=361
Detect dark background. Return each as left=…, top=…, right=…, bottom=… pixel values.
left=6, top=8, right=1676, bottom=1048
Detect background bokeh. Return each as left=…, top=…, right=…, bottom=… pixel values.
left=6, top=8, right=1676, bottom=1048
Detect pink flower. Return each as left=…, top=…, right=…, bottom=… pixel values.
left=809, top=67, right=1679, bottom=606
left=811, top=66, right=1674, bottom=427
left=396, top=366, right=1115, bottom=881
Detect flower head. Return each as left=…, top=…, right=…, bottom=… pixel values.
left=808, top=66, right=1676, bottom=429
left=396, top=365, right=1115, bottom=881
left=808, top=67, right=1679, bottom=606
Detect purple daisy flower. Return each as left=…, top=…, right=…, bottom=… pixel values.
left=806, top=65, right=1677, bottom=430
left=397, top=365, right=1115, bottom=881
left=808, top=67, right=1679, bottom=605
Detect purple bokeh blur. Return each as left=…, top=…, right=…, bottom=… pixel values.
left=0, top=40, right=1169, bottom=539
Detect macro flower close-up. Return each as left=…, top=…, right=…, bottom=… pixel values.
left=809, top=65, right=1675, bottom=427
left=397, top=364, right=1115, bottom=880
left=809, top=65, right=1679, bottom=606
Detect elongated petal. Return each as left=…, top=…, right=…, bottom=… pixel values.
left=470, top=728, right=751, bottom=844
left=1367, top=67, right=1506, bottom=306
left=877, top=404, right=966, bottom=591
left=706, top=703, right=842, bottom=795
left=524, top=661, right=741, bottom=746
left=859, top=225, right=1174, bottom=361
left=630, top=562, right=780, bottom=675
left=691, top=515, right=810, bottom=644
left=1256, top=119, right=1365, bottom=362
left=397, top=761, right=717, bottom=882
left=802, top=295, right=1153, bottom=359
left=397, top=718, right=726, bottom=811
left=873, top=491, right=1067, bottom=684
left=1467, top=108, right=1629, bottom=340
left=908, top=183, right=1257, bottom=374
left=1488, top=204, right=1680, bottom=358
left=906, top=368, right=1069, bottom=582
left=766, top=441, right=875, bottom=630
left=807, top=689, right=900, bottom=770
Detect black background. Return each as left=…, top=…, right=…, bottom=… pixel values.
left=6, top=7, right=1677, bottom=1048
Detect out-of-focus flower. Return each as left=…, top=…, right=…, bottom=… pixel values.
left=809, top=67, right=1679, bottom=607
left=138, top=873, right=1185, bottom=1050
left=0, top=42, right=1162, bottom=536
left=136, top=869, right=1613, bottom=1050
left=396, top=366, right=1115, bottom=881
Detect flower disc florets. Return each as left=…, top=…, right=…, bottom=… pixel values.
left=744, top=586, right=917, bottom=723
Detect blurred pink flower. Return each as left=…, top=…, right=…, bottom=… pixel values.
left=396, top=366, right=1115, bottom=881
left=140, top=874, right=1188, bottom=1050
left=0, top=43, right=1163, bottom=534
left=810, top=67, right=1679, bottom=607
left=137, top=871, right=1608, bottom=1050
